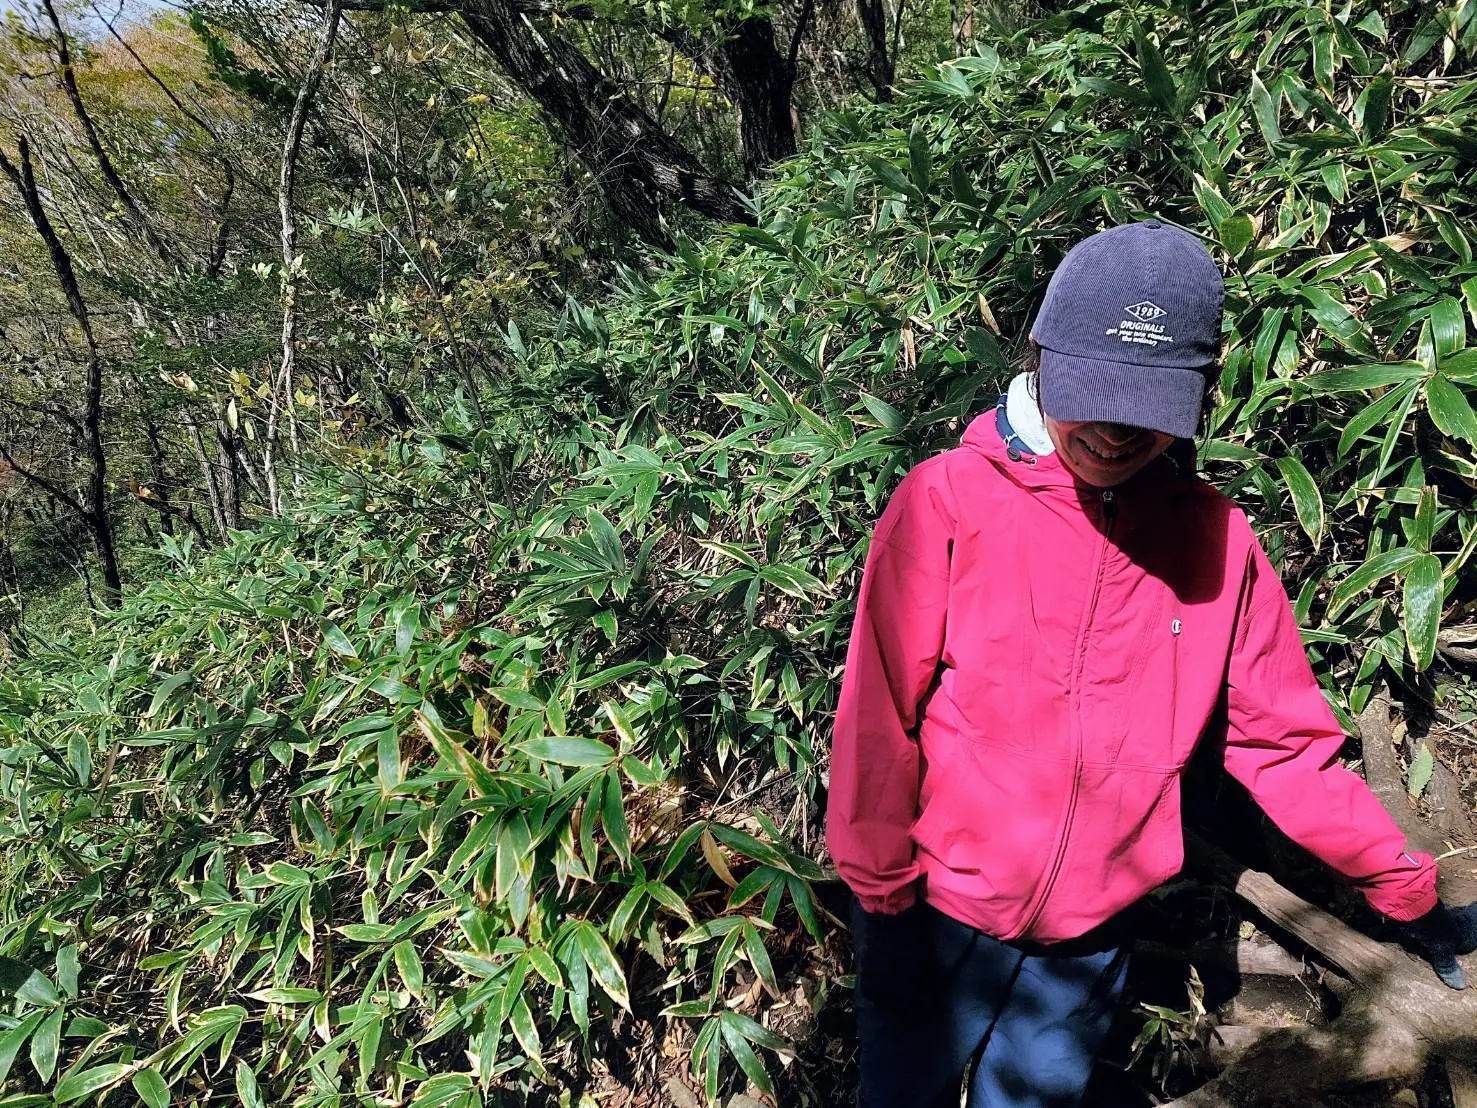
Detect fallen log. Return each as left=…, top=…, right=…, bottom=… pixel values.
left=1163, top=838, right=1477, bottom=1106
left=1163, top=692, right=1477, bottom=1105
left=1437, top=624, right=1477, bottom=666
left=1185, top=838, right=1394, bottom=986
left=1361, top=697, right=1439, bottom=851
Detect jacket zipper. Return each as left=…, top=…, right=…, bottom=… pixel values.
left=1017, top=487, right=1117, bottom=938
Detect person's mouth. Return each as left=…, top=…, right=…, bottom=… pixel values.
left=1078, top=438, right=1145, bottom=464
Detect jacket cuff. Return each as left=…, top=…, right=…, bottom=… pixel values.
left=854, top=884, right=919, bottom=916
left=1365, top=853, right=1440, bottom=922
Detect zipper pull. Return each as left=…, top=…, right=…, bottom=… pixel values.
left=1102, top=488, right=1117, bottom=520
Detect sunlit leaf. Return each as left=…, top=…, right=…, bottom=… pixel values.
left=53, top=1062, right=134, bottom=1102
left=1275, top=456, right=1324, bottom=549
left=320, top=620, right=359, bottom=658
left=1426, top=376, right=1477, bottom=444
left=517, top=736, right=615, bottom=766
left=1402, top=553, right=1443, bottom=671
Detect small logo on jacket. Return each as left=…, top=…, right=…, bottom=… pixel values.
left=1125, top=301, right=1166, bottom=321
left=1171, top=619, right=1182, bottom=636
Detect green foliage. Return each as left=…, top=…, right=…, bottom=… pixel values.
left=0, top=416, right=827, bottom=1103
left=3, top=0, right=1477, bottom=1102
left=188, top=11, right=294, bottom=110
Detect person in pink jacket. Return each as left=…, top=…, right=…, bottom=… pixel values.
left=826, top=220, right=1476, bottom=1108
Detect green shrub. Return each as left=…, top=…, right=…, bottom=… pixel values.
left=2, top=0, right=1475, bottom=1103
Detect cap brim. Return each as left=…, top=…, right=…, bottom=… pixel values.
left=1038, top=350, right=1207, bottom=439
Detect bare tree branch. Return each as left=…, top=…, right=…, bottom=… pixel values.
left=265, top=0, right=344, bottom=514
left=40, top=0, right=176, bottom=267
left=788, top=0, right=818, bottom=78
left=306, top=0, right=752, bottom=236
left=0, top=440, right=88, bottom=519
left=0, top=136, right=122, bottom=600
left=88, top=0, right=240, bottom=275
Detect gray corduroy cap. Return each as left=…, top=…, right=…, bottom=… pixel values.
left=1033, top=220, right=1225, bottom=439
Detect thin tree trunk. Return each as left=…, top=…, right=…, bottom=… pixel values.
left=184, top=405, right=228, bottom=543
left=215, top=417, right=245, bottom=529
left=207, top=173, right=236, bottom=278
left=0, top=530, right=24, bottom=628
left=144, top=420, right=176, bottom=536
left=41, top=0, right=174, bottom=267
left=266, top=0, right=343, bottom=514
left=889, top=0, right=907, bottom=84
left=0, top=137, right=122, bottom=603
left=182, top=509, right=210, bottom=546
left=53, top=514, right=97, bottom=613
left=855, top=0, right=893, bottom=100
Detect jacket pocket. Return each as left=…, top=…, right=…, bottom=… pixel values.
left=1032, top=764, right=1184, bottom=942
left=911, top=739, right=1072, bottom=933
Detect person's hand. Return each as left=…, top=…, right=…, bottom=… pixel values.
left=1393, top=901, right=1477, bottom=989
left=850, top=900, right=928, bottom=1008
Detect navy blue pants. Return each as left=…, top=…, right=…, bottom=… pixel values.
left=852, top=900, right=1129, bottom=1108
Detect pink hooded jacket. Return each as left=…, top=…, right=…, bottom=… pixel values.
left=826, top=409, right=1437, bottom=943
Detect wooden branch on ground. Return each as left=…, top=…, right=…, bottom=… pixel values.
left=1360, top=693, right=1428, bottom=847
left=1187, top=837, right=1395, bottom=987
left=1427, top=754, right=1476, bottom=843
left=1165, top=682, right=1477, bottom=1106
left=1167, top=837, right=1476, bottom=1106
left=1438, top=625, right=1477, bottom=665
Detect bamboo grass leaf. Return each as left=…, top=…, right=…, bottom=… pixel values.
left=1402, top=554, right=1443, bottom=671
left=131, top=1068, right=170, bottom=1108
left=1426, top=375, right=1477, bottom=444
left=1276, top=456, right=1325, bottom=549
left=53, top=1062, right=134, bottom=1103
